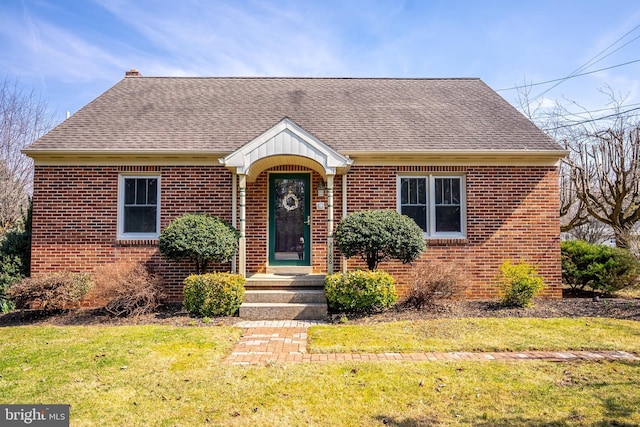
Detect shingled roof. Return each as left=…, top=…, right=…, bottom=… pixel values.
left=26, top=76, right=562, bottom=154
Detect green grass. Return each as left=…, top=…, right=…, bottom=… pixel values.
left=308, top=317, right=640, bottom=353
left=0, top=324, right=639, bottom=426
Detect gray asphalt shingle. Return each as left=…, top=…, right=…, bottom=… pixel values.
left=27, top=76, right=562, bottom=153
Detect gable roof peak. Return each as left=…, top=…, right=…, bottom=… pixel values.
left=220, top=117, right=352, bottom=180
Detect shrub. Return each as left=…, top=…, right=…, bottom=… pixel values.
left=0, top=206, right=31, bottom=313
left=0, top=228, right=30, bottom=275
left=334, top=210, right=426, bottom=270
left=497, top=260, right=546, bottom=308
left=89, top=261, right=164, bottom=317
left=561, top=240, right=640, bottom=293
left=403, top=261, right=467, bottom=309
left=183, top=272, right=245, bottom=316
left=159, top=213, right=240, bottom=274
left=324, top=270, right=398, bottom=313
left=7, top=272, right=92, bottom=310
left=561, top=240, right=603, bottom=291
left=0, top=255, right=23, bottom=313
left=1, top=201, right=32, bottom=277
left=599, top=247, right=640, bottom=292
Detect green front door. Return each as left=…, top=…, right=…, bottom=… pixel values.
left=269, top=173, right=311, bottom=266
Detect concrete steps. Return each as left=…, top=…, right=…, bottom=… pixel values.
left=243, top=289, right=327, bottom=304
left=240, top=274, right=327, bottom=320
left=239, top=302, right=327, bottom=321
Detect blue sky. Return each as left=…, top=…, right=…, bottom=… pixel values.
left=2, top=0, right=640, bottom=126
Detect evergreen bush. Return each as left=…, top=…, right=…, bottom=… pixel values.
left=159, top=213, right=239, bottom=274
left=561, top=240, right=640, bottom=293
left=0, top=203, right=32, bottom=312
left=183, top=272, right=245, bottom=316
left=334, top=210, right=425, bottom=270
left=324, top=270, right=398, bottom=312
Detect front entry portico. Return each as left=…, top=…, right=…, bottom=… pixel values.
left=219, top=118, right=352, bottom=277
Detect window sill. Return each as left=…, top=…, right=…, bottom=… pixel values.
left=115, top=239, right=159, bottom=247
left=425, top=236, right=468, bottom=246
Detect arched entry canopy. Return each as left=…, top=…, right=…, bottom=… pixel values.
left=219, top=118, right=352, bottom=277
left=219, top=117, right=352, bottom=180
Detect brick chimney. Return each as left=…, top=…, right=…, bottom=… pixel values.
left=125, top=69, right=141, bottom=77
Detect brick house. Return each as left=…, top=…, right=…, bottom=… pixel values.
left=24, top=71, right=566, bottom=307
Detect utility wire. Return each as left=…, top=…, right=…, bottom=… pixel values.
left=534, top=102, right=640, bottom=121
left=541, top=106, right=640, bottom=131
left=496, top=59, right=640, bottom=92
left=528, top=23, right=640, bottom=102
left=558, top=102, right=640, bottom=119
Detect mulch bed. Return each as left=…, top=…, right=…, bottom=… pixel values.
left=2, top=291, right=639, bottom=327
left=340, top=297, right=640, bottom=324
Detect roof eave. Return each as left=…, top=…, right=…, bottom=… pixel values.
left=345, top=149, right=568, bottom=167
left=342, top=149, right=568, bottom=157
left=23, top=148, right=568, bottom=167
left=22, top=149, right=229, bottom=166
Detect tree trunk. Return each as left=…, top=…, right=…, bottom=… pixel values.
left=612, top=226, right=631, bottom=249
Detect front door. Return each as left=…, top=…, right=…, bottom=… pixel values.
left=269, top=173, right=311, bottom=266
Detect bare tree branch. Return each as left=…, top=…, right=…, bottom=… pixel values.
left=515, top=82, right=590, bottom=233
left=0, top=77, right=54, bottom=233
left=567, top=91, right=640, bottom=248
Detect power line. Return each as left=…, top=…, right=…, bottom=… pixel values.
left=529, top=23, right=640, bottom=102
left=541, top=106, right=640, bottom=132
left=496, top=59, right=640, bottom=92
left=538, top=102, right=640, bottom=121
left=558, top=102, right=640, bottom=119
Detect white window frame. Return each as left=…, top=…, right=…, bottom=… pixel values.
left=397, top=174, right=467, bottom=238
left=117, top=174, right=161, bottom=240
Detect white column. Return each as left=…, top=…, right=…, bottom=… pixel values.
left=327, top=174, right=335, bottom=274
left=342, top=173, right=348, bottom=273
left=231, top=173, right=237, bottom=274
left=238, top=174, right=247, bottom=277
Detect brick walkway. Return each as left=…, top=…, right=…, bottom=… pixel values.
left=225, top=321, right=640, bottom=365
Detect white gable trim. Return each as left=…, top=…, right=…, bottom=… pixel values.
left=219, top=118, right=352, bottom=179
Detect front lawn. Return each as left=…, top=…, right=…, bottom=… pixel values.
left=308, top=317, right=640, bottom=353
left=1, top=324, right=639, bottom=426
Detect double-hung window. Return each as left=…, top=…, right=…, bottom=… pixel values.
left=118, top=175, right=160, bottom=239
left=398, top=175, right=465, bottom=238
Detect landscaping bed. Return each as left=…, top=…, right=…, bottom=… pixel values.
left=2, top=291, right=639, bottom=327
left=339, top=295, right=640, bottom=324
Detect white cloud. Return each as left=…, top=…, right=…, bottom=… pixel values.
left=0, top=4, right=126, bottom=83
left=92, top=0, right=345, bottom=77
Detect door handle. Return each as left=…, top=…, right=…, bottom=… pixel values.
left=304, top=216, right=311, bottom=226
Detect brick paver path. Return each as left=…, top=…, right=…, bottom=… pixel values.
left=224, top=321, right=640, bottom=366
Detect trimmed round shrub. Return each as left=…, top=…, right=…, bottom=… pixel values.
left=561, top=240, right=640, bottom=293
left=324, top=270, right=398, bottom=313
left=334, top=210, right=425, bottom=270
left=183, top=273, right=245, bottom=316
left=497, top=260, right=546, bottom=308
left=159, top=213, right=240, bottom=274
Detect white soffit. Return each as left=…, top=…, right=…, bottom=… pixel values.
left=219, top=118, right=352, bottom=179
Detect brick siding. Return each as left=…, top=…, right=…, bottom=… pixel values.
left=342, top=165, right=562, bottom=299
left=31, top=163, right=562, bottom=302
